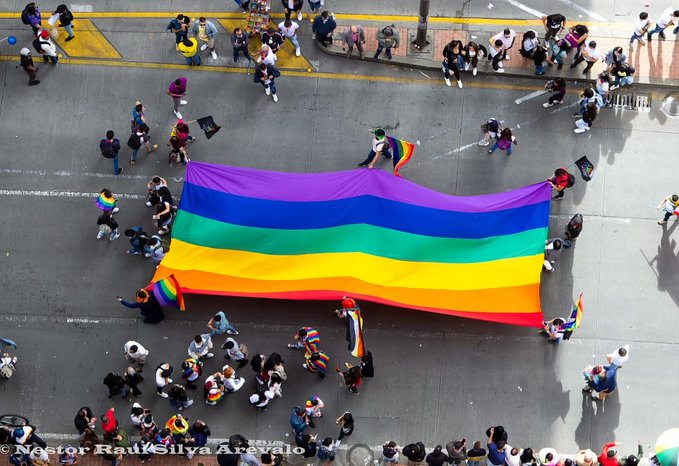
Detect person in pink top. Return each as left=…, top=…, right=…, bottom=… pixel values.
left=168, top=77, right=188, bottom=119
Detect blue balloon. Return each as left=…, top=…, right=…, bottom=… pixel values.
left=7, top=36, right=16, bottom=45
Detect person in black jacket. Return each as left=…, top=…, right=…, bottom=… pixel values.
left=19, top=48, right=40, bottom=86
left=359, top=351, right=374, bottom=379
left=116, top=289, right=165, bottom=323
left=97, top=211, right=120, bottom=241
left=54, top=4, right=74, bottom=41
left=403, top=442, right=427, bottom=462
left=296, top=433, right=318, bottom=458
left=231, top=28, right=251, bottom=62
left=100, top=130, right=122, bottom=175
left=426, top=445, right=449, bottom=466
left=103, top=372, right=129, bottom=398
left=74, top=407, right=97, bottom=435
left=462, top=41, right=486, bottom=76
left=261, top=28, right=284, bottom=55
left=254, top=63, right=281, bottom=103
left=442, top=39, right=464, bottom=88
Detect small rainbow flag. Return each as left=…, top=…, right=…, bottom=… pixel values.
left=561, top=293, right=583, bottom=332
left=386, top=135, right=416, bottom=178
left=151, top=274, right=185, bottom=310
left=95, top=192, right=116, bottom=212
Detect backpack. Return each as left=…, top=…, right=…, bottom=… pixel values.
left=566, top=172, right=576, bottom=188
left=127, top=132, right=143, bottom=150
left=565, top=213, right=583, bottom=240
left=101, top=140, right=116, bottom=159
left=32, top=38, right=48, bottom=54
left=21, top=4, right=34, bottom=24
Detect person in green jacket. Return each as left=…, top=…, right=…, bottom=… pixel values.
left=374, top=25, right=400, bottom=60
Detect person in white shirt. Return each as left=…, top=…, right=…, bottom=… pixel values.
left=630, top=12, right=652, bottom=50
left=124, top=341, right=149, bottom=370
left=519, top=30, right=539, bottom=58
left=357, top=128, right=392, bottom=168
left=606, top=345, right=629, bottom=367
left=188, top=334, right=214, bottom=360
left=257, top=44, right=276, bottom=65
left=489, top=28, right=516, bottom=59
left=570, top=40, right=600, bottom=74
left=278, top=19, right=301, bottom=56
left=222, top=365, right=245, bottom=392
left=36, top=29, right=58, bottom=65
left=647, top=8, right=679, bottom=41
left=221, top=337, right=249, bottom=368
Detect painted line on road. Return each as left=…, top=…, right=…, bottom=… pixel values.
left=514, top=89, right=548, bottom=104
left=0, top=189, right=146, bottom=200
left=503, top=0, right=545, bottom=19
left=556, top=0, right=608, bottom=22
left=0, top=167, right=184, bottom=183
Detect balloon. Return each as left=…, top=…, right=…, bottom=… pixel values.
left=7, top=36, right=16, bottom=45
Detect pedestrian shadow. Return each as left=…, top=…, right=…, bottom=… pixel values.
left=599, top=105, right=638, bottom=166
left=574, top=389, right=622, bottom=448
left=642, top=220, right=679, bottom=309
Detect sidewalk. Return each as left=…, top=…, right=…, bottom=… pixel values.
left=320, top=24, right=679, bottom=88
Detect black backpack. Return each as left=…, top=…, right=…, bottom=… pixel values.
left=32, top=38, right=48, bottom=54
left=566, top=172, right=576, bottom=188
left=101, top=140, right=117, bottom=159
left=127, top=132, right=143, bottom=150
left=565, top=213, right=583, bottom=240
left=21, top=3, right=34, bottom=24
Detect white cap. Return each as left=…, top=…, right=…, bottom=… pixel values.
left=20, top=47, right=30, bottom=56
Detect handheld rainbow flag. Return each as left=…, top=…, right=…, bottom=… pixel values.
left=151, top=274, right=185, bottom=311
left=153, top=162, right=552, bottom=327
left=346, top=307, right=366, bottom=358
left=561, top=293, right=583, bottom=339
left=95, top=192, right=116, bottom=212
left=386, top=135, right=415, bottom=178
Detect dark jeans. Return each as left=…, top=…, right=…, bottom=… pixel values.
left=549, top=91, right=566, bottom=104
left=544, top=28, right=560, bottom=43
left=233, top=44, right=251, bottom=61
left=316, top=33, right=332, bottom=48
left=261, top=80, right=277, bottom=94
left=664, top=211, right=673, bottom=222
left=359, top=148, right=391, bottom=166
left=26, top=69, right=38, bottom=84
left=491, top=50, right=505, bottom=70
left=374, top=44, right=392, bottom=59
left=571, top=55, right=594, bottom=72
left=347, top=42, right=364, bottom=54
left=442, top=61, right=460, bottom=80
left=27, top=433, right=48, bottom=449
left=338, top=427, right=353, bottom=441
left=284, top=6, right=301, bottom=20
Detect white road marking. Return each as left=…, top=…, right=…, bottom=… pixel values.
left=0, top=189, right=146, bottom=200
left=65, top=317, right=101, bottom=324
left=69, top=4, right=94, bottom=12
left=515, top=89, right=548, bottom=104
left=504, top=0, right=545, bottom=18
left=556, top=0, right=608, bottom=21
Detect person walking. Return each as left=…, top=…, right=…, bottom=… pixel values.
left=188, top=334, right=215, bottom=360
left=279, top=19, right=301, bottom=57
left=178, top=37, right=201, bottom=66
left=543, top=238, right=564, bottom=272
left=103, top=372, right=129, bottom=398
left=282, top=0, right=304, bottom=21
left=127, top=123, right=158, bottom=164
left=488, top=127, right=517, bottom=155
left=35, top=30, right=58, bottom=65
left=181, top=357, right=203, bottom=390
left=542, top=13, right=566, bottom=43
left=442, top=39, right=464, bottom=88
left=232, top=27, right=251, bottom=62
left=208, top=311, right=239, bottom=336
left=131, top=100, right=147, bottom=132
left=303, top=350, right=330, bottom=379
left=462, top=41, right=486, bottom=76
left=99, top=130, right=122, bottom=175
left=155, top=363, right=173, bottom=398
left=166, top=14, right=189, bottom=46
left=630, top=12, right=651, bottom=51
left=341, top=25, right=365, bottom=58
left=193, top=17, right=218, bottom=60
left=543, top=77, right=566, bottom=107
left=374, top=24, right=399, bottom=59
left=96, top=212, right=120, bottom=241
left=574, top=103, right=598, bottom=133
left=570, top=40, right=600, bottom=74
left=335, top=412, right=354, bottom=445
left=337, top=364, right=362, bottom=394
left=359, top=351, right=374, bottom=379
left=124, top=341, right=149, bottom=371
left=22, top=2, right=42, bottom=36
left=647, top=8, right=679, bottom=41
left=116, top=289, right=165, bottom=324
left=222, top=337, right=249, bottom=368
left=168, top=77, right=188, bottom=120
left=357, top=128, right=391, bottom=168
left=290, top=407, right=310, bottom=434
left=19, top=48, right=40, bottom=86
left=656, top=194, right=679, bottom=224
left=168, top=384, right=195, bottom=411
left=609, top=62, right=635, bottom=90
left=312, top=11, right=337, bottom=48
left=124, top=366, right=144, bottom=396
left=254, top=62, right=281, bottom=103
left=54, top=4, right=75, bottom=41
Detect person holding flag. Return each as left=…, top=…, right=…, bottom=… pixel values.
left=303, top=350, right=330, bottom=379
left=656, top=194, right=679, bottom=225
left=116, top=289, right=165, bottom=324
left=288, top=327, right=320, bottom=352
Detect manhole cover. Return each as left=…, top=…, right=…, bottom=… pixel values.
left=346, top=444, right=375, bottom=466
left=661, top=93, right=679, bottom=117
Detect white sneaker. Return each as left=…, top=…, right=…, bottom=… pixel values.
left=505, top=53, right=510, bottom=59
left=201, top=43, right=208, bottom=51
left=265, top=86, right=271, bottom=96
left=295, top=47, right=301, bottom=56
left=574, top=128, right=587, bottom=134
left=441, top=65, right=446, bottom=72
left=444, top=77, right=451, bottom=87
left=473, top=67, right=477, bottom=76
left=112, top=207, right=120, bottom=213
left=145, top=201, right=152, bottom=207
left=205, top=353, right=214, bottom=359
left=297, top=11, right=302, bottom=21
left=498, top=61, right=504, bottom=68
left=610, top=84, right=620, bottom=91
left=211, top=51, right=217, bottom=60
left=96, top=231, right=105, bottom=240
left=464, top=62, right=470, bottom=71
left=457, top=80, right=463, bottom=88
left=179, top=100, right=188, bottom=106
left=272, top=93, right=278, bottom=103
left=543, top=102, right=553, bottom=108
left=174, top=110, right=183, bottom=119
left=478, top=140, right=490, bottom=146
left=185, top=399, right=194, bottom=407
left=157, top=391, right=169, bottom=398
left=495, top=68, right=505, bottom=73
left=658, top=219, right=667, bottom=225
left=110, top=231, right=120, bottom=241
left=591, top=392, right=600, bottom=400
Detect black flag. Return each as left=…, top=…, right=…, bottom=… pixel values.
left=197, top=115, right=222, bottom=140
left=575, top=155, right=594, bottom=181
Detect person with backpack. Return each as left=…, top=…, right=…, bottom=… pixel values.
left=22, top=2, right=42, bottom=35
left=563, top=213, right=583, bottom=248
left=656, top=194, right=679, bottom=225
left=488, top=127, right=517, bottom=156
left=131, top=101, right=147, bottom=132
left=574, top=102, right=598, bottom=133
left=547, top=168, right=574, bottom=201
left=34, top=30, right=58, bottom=65
left=97, top=211, right=120, bottom=241
left=100, top=130, right=122, bottom=175
left=254, top=62, right=281, bottom=103
left=54, top=4, right=75, bottom=41
left=127, top=123, right=158, bottom=165
left=103, top=372, right=129, bottom=398
left=543, top=77, right=566, bottom=107
left=357, top=128, right=391, bottom=168
left=19, top=48, right=40, bottom=86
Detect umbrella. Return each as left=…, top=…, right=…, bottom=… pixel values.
left=656, top=428, right=679, bottom=466
left=0, top=338, right=17, bottom=350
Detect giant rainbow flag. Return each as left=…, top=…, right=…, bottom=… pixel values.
left=154, top=162, right=552, bottom=327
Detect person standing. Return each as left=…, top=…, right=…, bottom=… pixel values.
left=100, top=130, right=122, bottom=175
left=357, top=128, right=391, bottom=168
left=168, top=384, right=194, bottom=411
left=486, top=428, right=508, bottom=466
left=488, top=39, right=506, bottom=72
left=543, top=238, right=563, bottom=272
left=359, top=351, right=374, bottom=379
left=155, top=363, right=173, bottom=398
left=533, top=43, right=548, bottom=75
left=290, top=407, right=310, bottom=435
left=74, top=407, right=97, bottom=435
left=426, top=446, right=450, bottom=466
left=647, top=8, right=679, bottom=41
left=222, top=338, right=249, bottom=368
left=312, top=11, right=337, bottom=48
left=193, top=17, right=218, bottom=60
left=279, top=19, right=302, bottom=57
left=283, top=0, right=304, bottom=21
left=374, top=24, right=399, bottom=59
left=262, top=27, right=285, bottom=56
left=656, top=194, right=679, bottom=224
left=341, top=25, right=365, bottom=59
left=467, top=442, right=487, bottom=466
left=188, top=334, right=215, bottom=360
left=127, top=123, right=158, bottom=164
left=208, top=311, right=239, bottom=336
left=54, top=4, right=75, bottom=41
left=232, top=27, right=251, bottom=62
left=570, top=40, right=600, bottom=74
left=103, top=372, right=129, bottom=398
left=442, top=39, right=464, bottom=88
left=124, top=341, right=149, bottom=371
left=303, top=350, right=330, bottom=379
left=490, top=28, right=516, bottom=59
left=181, top=357, right=203, bottom=390
left=22, top=2, right=42, bottom=36
left=606, top=345, right=630, bottom=367
left=478, top=117, right=500, bottom=146
left=116, top=290, right=165, bottom=324
left=254, top=62, right=281, bottom=103
left=548, top=168, right=573, bottom=201
left=603, top=46, right=627, bottom=71
left=488, top=128, right=517, bottom=155
left=19, top=48, right=40, bottom=86
left=337, top=365, right=362, bottom=394
left=257, top=44, right=277, bottom=65
left=599, top=443, right=622, bottom=466
left=335, top=412, right=354, bottom=446
left=35, top=30, right=58, bottom=65
left=166, top=14, right=189, bottom=46
left=574, top=103, right=598, bottom=133
left=541, top=13, right=566, bottom=43
left=178, top=37, right=201, bottom=66
left=543, top=77, right=566, bottom=107
left=96, top=212, right=120, bottom=241
left=168, top=77, right=188, bottom=119
left=317, top=438, right=337, bottom=464
left=124, top=366, right=144, bottom=396
left=519, top=30, right=539, bottom=58
left=630, top=12, right=651, bottom=51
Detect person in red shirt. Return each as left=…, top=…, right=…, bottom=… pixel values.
left=599, top=442, right=622, bottom=466
left=548, top=168, right=573, bottom=201
left=101, top=407, right=118, bottom=439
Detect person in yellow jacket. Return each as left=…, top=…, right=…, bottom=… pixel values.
left=178, top=37, right=201, bottom=66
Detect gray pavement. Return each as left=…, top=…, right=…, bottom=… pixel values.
left=0, top=0, right=679, bottom=460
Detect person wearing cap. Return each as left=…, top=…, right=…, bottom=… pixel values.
left=37, top=29, right=58, bottom=65
left=357, top=128, right=392, bottom=168
left=576, top=449, right=600, bottom=466
left=19, top=48, right=40, bottom=86
left=606, top=345, right=629, bottom=367
left=599, top=443, right=622, bottom=466
left=375, top=24, right=400, bottom=59
left=656, top=194, right=679, bottom=224
left=188, top=334, right=215, bottom=360
left=192, top=16, right=218, bottom=60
